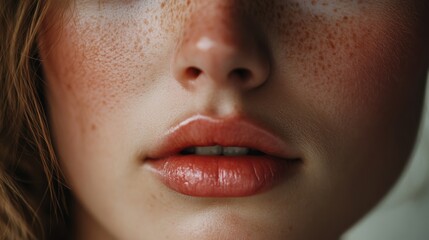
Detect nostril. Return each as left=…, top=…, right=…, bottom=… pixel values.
left=229, top=68, right=252, bottom=81
left=185, top=67, right=202, bottom=80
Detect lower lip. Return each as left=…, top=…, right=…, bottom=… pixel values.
left=147, top=155, right=296, bottom=197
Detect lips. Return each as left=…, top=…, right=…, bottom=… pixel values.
left=146, top=115, right=300, bottom=197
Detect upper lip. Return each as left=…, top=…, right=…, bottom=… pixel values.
left=147, top=114, right=299, bottom=160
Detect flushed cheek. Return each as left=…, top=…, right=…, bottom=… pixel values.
left=42, top=7, right=171, bottom=128
left=275, top=10, right=425, bottom=134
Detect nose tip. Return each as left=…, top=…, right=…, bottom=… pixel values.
left=172, top=5, right=271, bottom=91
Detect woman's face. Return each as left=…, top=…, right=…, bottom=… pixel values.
left=39, top=0, right=429, bottom=239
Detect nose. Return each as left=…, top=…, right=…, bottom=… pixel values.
left=172, top=2, right=271, bottom=91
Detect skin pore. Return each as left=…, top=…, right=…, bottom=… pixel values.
left=38, top=0, right=429, bottom=239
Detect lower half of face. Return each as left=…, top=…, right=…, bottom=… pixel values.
left=40, top=1, right=428, bottom=239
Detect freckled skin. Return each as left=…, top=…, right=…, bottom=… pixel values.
left=39, top=1, right=429, bottom=240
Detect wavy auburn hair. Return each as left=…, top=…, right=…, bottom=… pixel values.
left=0, top=1, right=70, bottom=239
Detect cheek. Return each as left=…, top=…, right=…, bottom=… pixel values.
left=273, top=6, right=426, bottom=133
left=40, top=5, right=168, bottom=123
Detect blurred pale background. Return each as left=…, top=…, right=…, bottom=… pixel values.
left=343, top=75, right=429, bottom=239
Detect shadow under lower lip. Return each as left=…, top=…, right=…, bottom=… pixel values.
left=147, top=155, right=300, bottom=198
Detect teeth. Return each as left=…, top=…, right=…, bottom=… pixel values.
left=222, top=147, right=249, bottom=156
left=194, top=145, right=223, bottom=155
left=186, top=146, right=252, bottom=156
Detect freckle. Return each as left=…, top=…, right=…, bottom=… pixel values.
left=305, top=31, right=310, bottom=38
left=329, top=40, right=335, bottom=49
left=343, top=16, right=349, bottom=21
left=150, top=193, right=157, bottom=200
left=91, top=124, right=97, bottom=131
left=160, top=1, right=166, bottom=9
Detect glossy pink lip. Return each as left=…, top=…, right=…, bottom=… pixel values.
left=146, top=115, right=300, bottom=197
